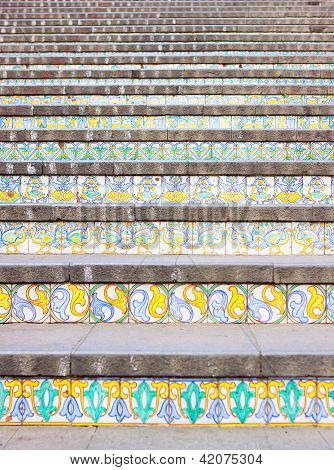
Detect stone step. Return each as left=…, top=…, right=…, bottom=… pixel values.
left=1, top=160, right=333, bottom=175
left=0, top=254, right=332, bottom=283
left=1, top=205, right=333, bottom=222
left=3, top=42, right=334, bottom=52
left=1, top=129, right=333, bottom=141
left=2, top=85, right=333, bottom=94
left=0, top=323, right=333, bottom=377
left=2, top=9, right=333, bottom=19
left=2, top=69, right=333, bottom=79
left=2, top=25, right=334, bottom=33
left=1, top=426, right=333, bottom=450
left=2, top=55, right=333, bottom=65
left=3, top=33, right=334, bottom=42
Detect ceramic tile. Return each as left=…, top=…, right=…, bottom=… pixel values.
left=129, top=284, right=168, bottom=323
left=217, top=176, right=247, bottom=204
left=248, top=284, right=287, bottom=324
left=71, top=379, right=121, bottom=425
left=78, top=175, right=105, bottom=204
left=267, top=379, right=317, bottom=424
left=190, top=176, right=218, bottom=204
left=134, top=176, right=161, bottom=204
left=303, top=176, right=331, bottom=204
left=0, top=284, right=11, bottom=324
left=226, top=223, right=259, bottom=255
left=207, top=284, right=247, bottom=323
left=90, top=284, right=128, bottom=323
left=219, top=380, right=268, bottom=425
left=49, top=176, right=77, bottom=204
left=0, top=378, right=22, bottom=424
left=29, top=222, right=62, bottom=254
left=0, top=223, right=29, bottom=254
left=169, top=379, right=218, bottom=425
left=161, top=176, right=190, bottom=204
left=288, top=285, right=327, bottom=323
left=274, top=176, right=303, bottom=204
left=168, top=284, right=207, bottom=323
left=160, top=222, right=192, bottom=254
left=247, top=177, right=274, bottom=205
left=61, top=222, right=94, bottom=254
left=11, top=284, right=50, bottom=323
left=120, top=379, right=169, bottom=424
left=105, top=176, right=134, bottom=204
left=258, top=223, right=292, bottom=255
left=291, top=222, right=325, bottom=255
left=51, top=283, right=90, bottom=323
left=192, top=222, right=225, bottom=255
left=0, top=176, right=21, bottom=203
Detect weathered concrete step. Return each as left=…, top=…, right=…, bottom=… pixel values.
left=2, top=68, right=333, bottom=79
left=3, top=33, right=334, bottom=42
left=2, top=9, right=333, bottom=19
left=0, top=323, right=333, bottom=377
left=2, top=55, right=333, bottom=65
left=2, top=161, right=334, bottom=176
left=1, top=129, right=333, bottom=141
left=2, top=205, right=334, bottom=223
left=0, top=254, right=333, bottom=284
left=2, top=426, right=334, bottom=450
left=2, top=105, right=333, bottom=116
left=3, top=17, right=332, bottom=26
left=2, top=85, right=333, bottom=94
left=2, top=25, right=334, bottom=33
left=3, top=42, right=334, bottom=53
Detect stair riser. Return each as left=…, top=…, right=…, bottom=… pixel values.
left=0, top=221, right=331, bottom=256
left=0, top=281, right=331, bottom=324
left=0, top=377, right=332, bottom=426
left=0, top=141, right=332, bottom=161
left=0, top=174, right=334, bottom=206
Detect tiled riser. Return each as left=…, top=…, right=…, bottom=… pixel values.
left=1, top=141, right=333, bottom=161
left=2, top=116, right=334, bottom=130
left=1, top=377, right=334, bottom=425
left=1, top=221, right=334, bottom=255
left=1, top=174, right=334, bottom=205
left=3, top=94, right=334, bottom=104
left=0, top=282, right=333, bottom=324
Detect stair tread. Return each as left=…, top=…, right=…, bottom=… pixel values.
left=0, top=322, right=333, bottom=377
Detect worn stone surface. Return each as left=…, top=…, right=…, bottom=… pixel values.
left=2, top=425, right=334, bottom=450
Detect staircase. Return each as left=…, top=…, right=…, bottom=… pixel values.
left=0, top=0, right=334, bottom=432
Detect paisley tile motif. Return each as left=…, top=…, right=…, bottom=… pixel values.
left=207, top=284, right=247, bottom=323
left=168, top=284, right=207, bottom=323
left=90, top=284, right=128, bottom=323
left=248, top=285, right=287, bottom=324
left=11, top=284, right=50, bottom=323
left=129, top=284, right=168, bottom=323
left=51, top=283, right=90, bottom=323
left=287, top=285, right=327, bottom=324
left=0, top=284, right=11, bottom=324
